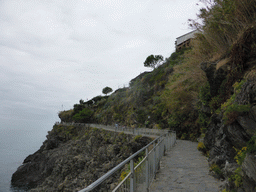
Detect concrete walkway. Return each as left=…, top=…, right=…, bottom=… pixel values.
left=149, top=140, right=223, bottom=192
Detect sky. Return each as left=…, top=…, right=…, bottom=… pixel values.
left=0, top=0, right=202, bottom=130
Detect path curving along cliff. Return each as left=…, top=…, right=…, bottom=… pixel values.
left=150, top=140, right=223, bottom=192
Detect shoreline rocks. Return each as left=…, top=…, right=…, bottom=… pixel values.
left=11, top=124, right=152, bottom=192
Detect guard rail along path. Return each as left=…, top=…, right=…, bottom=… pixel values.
left=57, top=123, right=176, bottom=192
left=57, top=122, right=171, bottom=137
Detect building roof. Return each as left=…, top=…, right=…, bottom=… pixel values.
left=175, top=30, right=200, bottom=46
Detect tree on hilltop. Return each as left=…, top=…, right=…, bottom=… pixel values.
left=144, top=55, right=163, bottom=69
left=102, top=86, right=113, bottom=96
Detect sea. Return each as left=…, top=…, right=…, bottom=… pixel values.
left=0, top=121, right=54, bottom=192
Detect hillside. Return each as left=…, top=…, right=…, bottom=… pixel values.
left=11, top=124, right=152, bottom=191
left=58, top=48, right=206, bottom=140
left=59, top=0, right=256, bottom=191
left=12, top=0, right=256, bottom=191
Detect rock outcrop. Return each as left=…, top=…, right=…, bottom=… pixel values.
left=201, top=59, right=256, bottom=191
left=11, top=124, right=152, bottom=192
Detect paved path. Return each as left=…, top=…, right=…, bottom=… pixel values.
left=149, top=140, right=223, bottom=192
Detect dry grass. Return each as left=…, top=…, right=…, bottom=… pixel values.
left=216, top=58, right=230, bottom=70
left=190, top=0, right=256, bottom=62
left=244, top=68, right=256, bottom=80
left=162, top=49, right=207, bottom=117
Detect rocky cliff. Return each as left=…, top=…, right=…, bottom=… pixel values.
left=203, top=79, right=256, bottom=191
left=11, top=124, right=152, bottom=192
left=200, top=26, right=256, bottom=192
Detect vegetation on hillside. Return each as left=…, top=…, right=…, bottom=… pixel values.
left=102, top=86, right=113, bottom=96
left=58, top=47, right=205, bottom=139
left=58, top=0, right=256, bottom=142
left=189, top=0, right=256, bottom=119
left=189, top=1, right=256, bottom=191
left=144, top=54, right=164, bottom=69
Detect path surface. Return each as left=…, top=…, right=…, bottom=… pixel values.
left=149, top=140, right=223, bottom=192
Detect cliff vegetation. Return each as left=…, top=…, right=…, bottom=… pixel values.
left=12, top=0, right=256, bottom=191
left=190, top=0, right=256, bottom=191
left=61, top=0, right=256, bottom=190
left=58, top=47, right=206, bottom=140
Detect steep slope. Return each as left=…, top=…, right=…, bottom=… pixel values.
left=11, top=124, right=152, bottom=191
left=58, top=49, right=206, bottom=139
left=200, top=25, right=256, bottom=191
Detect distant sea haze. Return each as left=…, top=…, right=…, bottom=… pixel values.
left=0, top=125, right=51, bottom=192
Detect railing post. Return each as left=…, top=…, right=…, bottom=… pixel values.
left=153, top=142, right=156, bottom=176
left=130, top=159, right=134, bottom=192
left=168, top=132, right=170, bottom=150
left=165, top=136, right=167, bottom=153
left=146, top=148, right=149, bottom=192
left=158, top=139, right=161, bottom=170
left=167, top=133, right=169, bottom=151
left=170, top=133, right=173, bottom=148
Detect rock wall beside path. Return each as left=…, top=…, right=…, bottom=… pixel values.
left=204, top=70, right=256, bottom=192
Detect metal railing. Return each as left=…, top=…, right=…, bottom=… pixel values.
left=57, top=122, right=169, bottom=137
left=75, top=127, right=176, bottom=192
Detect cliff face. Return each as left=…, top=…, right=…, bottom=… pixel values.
left=11, top=124, right=152, bottom=192
left=200, top=26, right=256, bottom=191
left=203, top=79, right=256, bottom=191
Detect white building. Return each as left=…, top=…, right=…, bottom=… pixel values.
left=175, top=30, right=200, bottom=51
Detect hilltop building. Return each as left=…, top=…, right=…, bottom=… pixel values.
left=175, top=30, right=200, bottom=51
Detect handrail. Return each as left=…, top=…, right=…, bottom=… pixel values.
left=56, top=122, right=176, bottom=192
left=56, top=122, right=169, bottom=137
left=78, top=135, right=164, bottom=192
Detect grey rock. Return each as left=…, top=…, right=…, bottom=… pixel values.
left=223, top=161, right=239, bottom=178
left=202, top=72, right=256, bottom=190
left=225, top=123, right=250, bottom=149
left=242, top=153, right=256, bottom=184
left=11, top=124, right=152, bottom=192
left=237, top=115, right=256, bottom=137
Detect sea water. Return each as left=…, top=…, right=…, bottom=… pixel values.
left=0, top=124, right=52, bottom=192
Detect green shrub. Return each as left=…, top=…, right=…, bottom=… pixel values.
left=189, top=133, right=196, bottom=141
left=180, top=133, right=187, bottom=140
left=223, top=104, right=251, bottom=124
left=73, top=108, right=94, bottom=123
left=198, top=111, right=210, bottom=129
left=247, top=134, right=256, bottom=153
left=197, top=142, right=207, bottom=154
left=221, top=80, right=251, bottom=124
left=120, top=156, right=144, bottom=181
left=210, top=164, right=223, bottom=178
left=234, top=147, right=247, bottom=165
left=134, top=135, right=142, bottom=142
left=209, top=96, right=221, bottom=113
left=52, top=124, right=76, bottom=140
left=58, top=109, right=74, bottom=122
left=199, top=82, right=211, bottom=106
left=229, top=167, right=243, bottom=188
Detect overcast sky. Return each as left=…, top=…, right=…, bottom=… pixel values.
left=0, top=0, right=202, bottom=130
